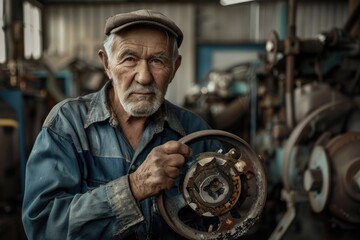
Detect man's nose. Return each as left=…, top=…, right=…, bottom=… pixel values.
left=135, top=60, right=153, bottom=85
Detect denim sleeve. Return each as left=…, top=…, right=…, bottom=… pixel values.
left=22, top=128, right=144, bottom=240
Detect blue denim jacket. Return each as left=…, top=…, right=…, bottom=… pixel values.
left=22, top=81, right=218, bottom=240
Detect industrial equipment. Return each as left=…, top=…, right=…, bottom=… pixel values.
left=261, top=0, right=360, bottom=239
left=182, top=1, right=360, bottom=239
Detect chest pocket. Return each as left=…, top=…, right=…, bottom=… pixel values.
left=81, top=154, right=130, bottom=192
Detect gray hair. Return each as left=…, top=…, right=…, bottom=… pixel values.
left=103, top=33, right=117, bottom=61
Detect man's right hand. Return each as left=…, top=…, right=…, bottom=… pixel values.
left=129, top=141, right=192, bottom=201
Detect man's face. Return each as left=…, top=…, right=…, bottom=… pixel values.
left=105, top=27, right=181, bottom=117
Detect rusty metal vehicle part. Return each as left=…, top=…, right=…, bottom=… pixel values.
left=157, top=130, right=267, bottom=240
left=305, top=132, right=360, bottom=224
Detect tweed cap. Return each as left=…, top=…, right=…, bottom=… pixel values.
left=104, top=9, right=183, bottom=47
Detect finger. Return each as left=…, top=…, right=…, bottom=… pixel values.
left=163, top=154, right=185, bottom=168
left=164, top=165, right=181, bottom=179
left=162, top=141, right=192, bottom=157
left=145, top=151, right=184, bottom=170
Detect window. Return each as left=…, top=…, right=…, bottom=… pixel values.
left=23, top=1, right=42, bottom=59
left=0, top=0, right=5, bottom=63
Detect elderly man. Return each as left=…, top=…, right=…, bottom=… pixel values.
left=22, top=9, right=217, bottom=239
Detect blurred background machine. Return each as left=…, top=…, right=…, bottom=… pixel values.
left=263, top=0, right=360, bottom=239
left=266, top=1, right=360, bottom=239
left=185, top=0, right=360, bottom=239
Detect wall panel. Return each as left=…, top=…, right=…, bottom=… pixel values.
left=197, top=1, right=349, bottom=42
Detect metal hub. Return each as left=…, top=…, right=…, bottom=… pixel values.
left=183, top=154, right=242, bottom=217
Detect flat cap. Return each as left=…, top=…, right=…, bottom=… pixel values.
left=104, top=9, right=183, bottom=47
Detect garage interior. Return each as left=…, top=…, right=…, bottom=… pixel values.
left=1, top=0, right=360, bottom=239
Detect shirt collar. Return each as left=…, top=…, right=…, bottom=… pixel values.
left=84, top=80, right=112, bottom=128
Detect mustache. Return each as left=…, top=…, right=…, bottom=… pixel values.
left=125, top=84, right=156, bottom=96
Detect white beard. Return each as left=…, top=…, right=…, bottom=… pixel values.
left=120, top=84, right=164, bottom=117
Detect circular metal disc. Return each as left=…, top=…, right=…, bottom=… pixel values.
left=157, top=129, right=267, bottom=240
left=306, top=145, right=331, bottom=213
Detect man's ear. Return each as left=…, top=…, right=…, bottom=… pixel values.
left=169, top=55, right=182, bottom=83
left=98, top=49, right=112, bottom=79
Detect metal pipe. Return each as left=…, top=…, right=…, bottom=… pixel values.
left=285, top=56, right=295, bottom=128
left=285, top=0, right=297, bottom=129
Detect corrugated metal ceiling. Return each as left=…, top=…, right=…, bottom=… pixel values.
left=38, top=0, right=347, bottom=4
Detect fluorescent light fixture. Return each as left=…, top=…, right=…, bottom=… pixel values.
left=220, top=0, right=255, bottom=6
left=0, top=0, right=5, bottom=63
left=23, top=1, right=42, bottom=60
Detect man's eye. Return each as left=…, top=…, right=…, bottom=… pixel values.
left=124, top=56, right=136, bottom=62
left=149, top=58, right=165, bottom=66
left=151, top=58, right=162, bottom=63
left=121, top=56, right=137, bottom=66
